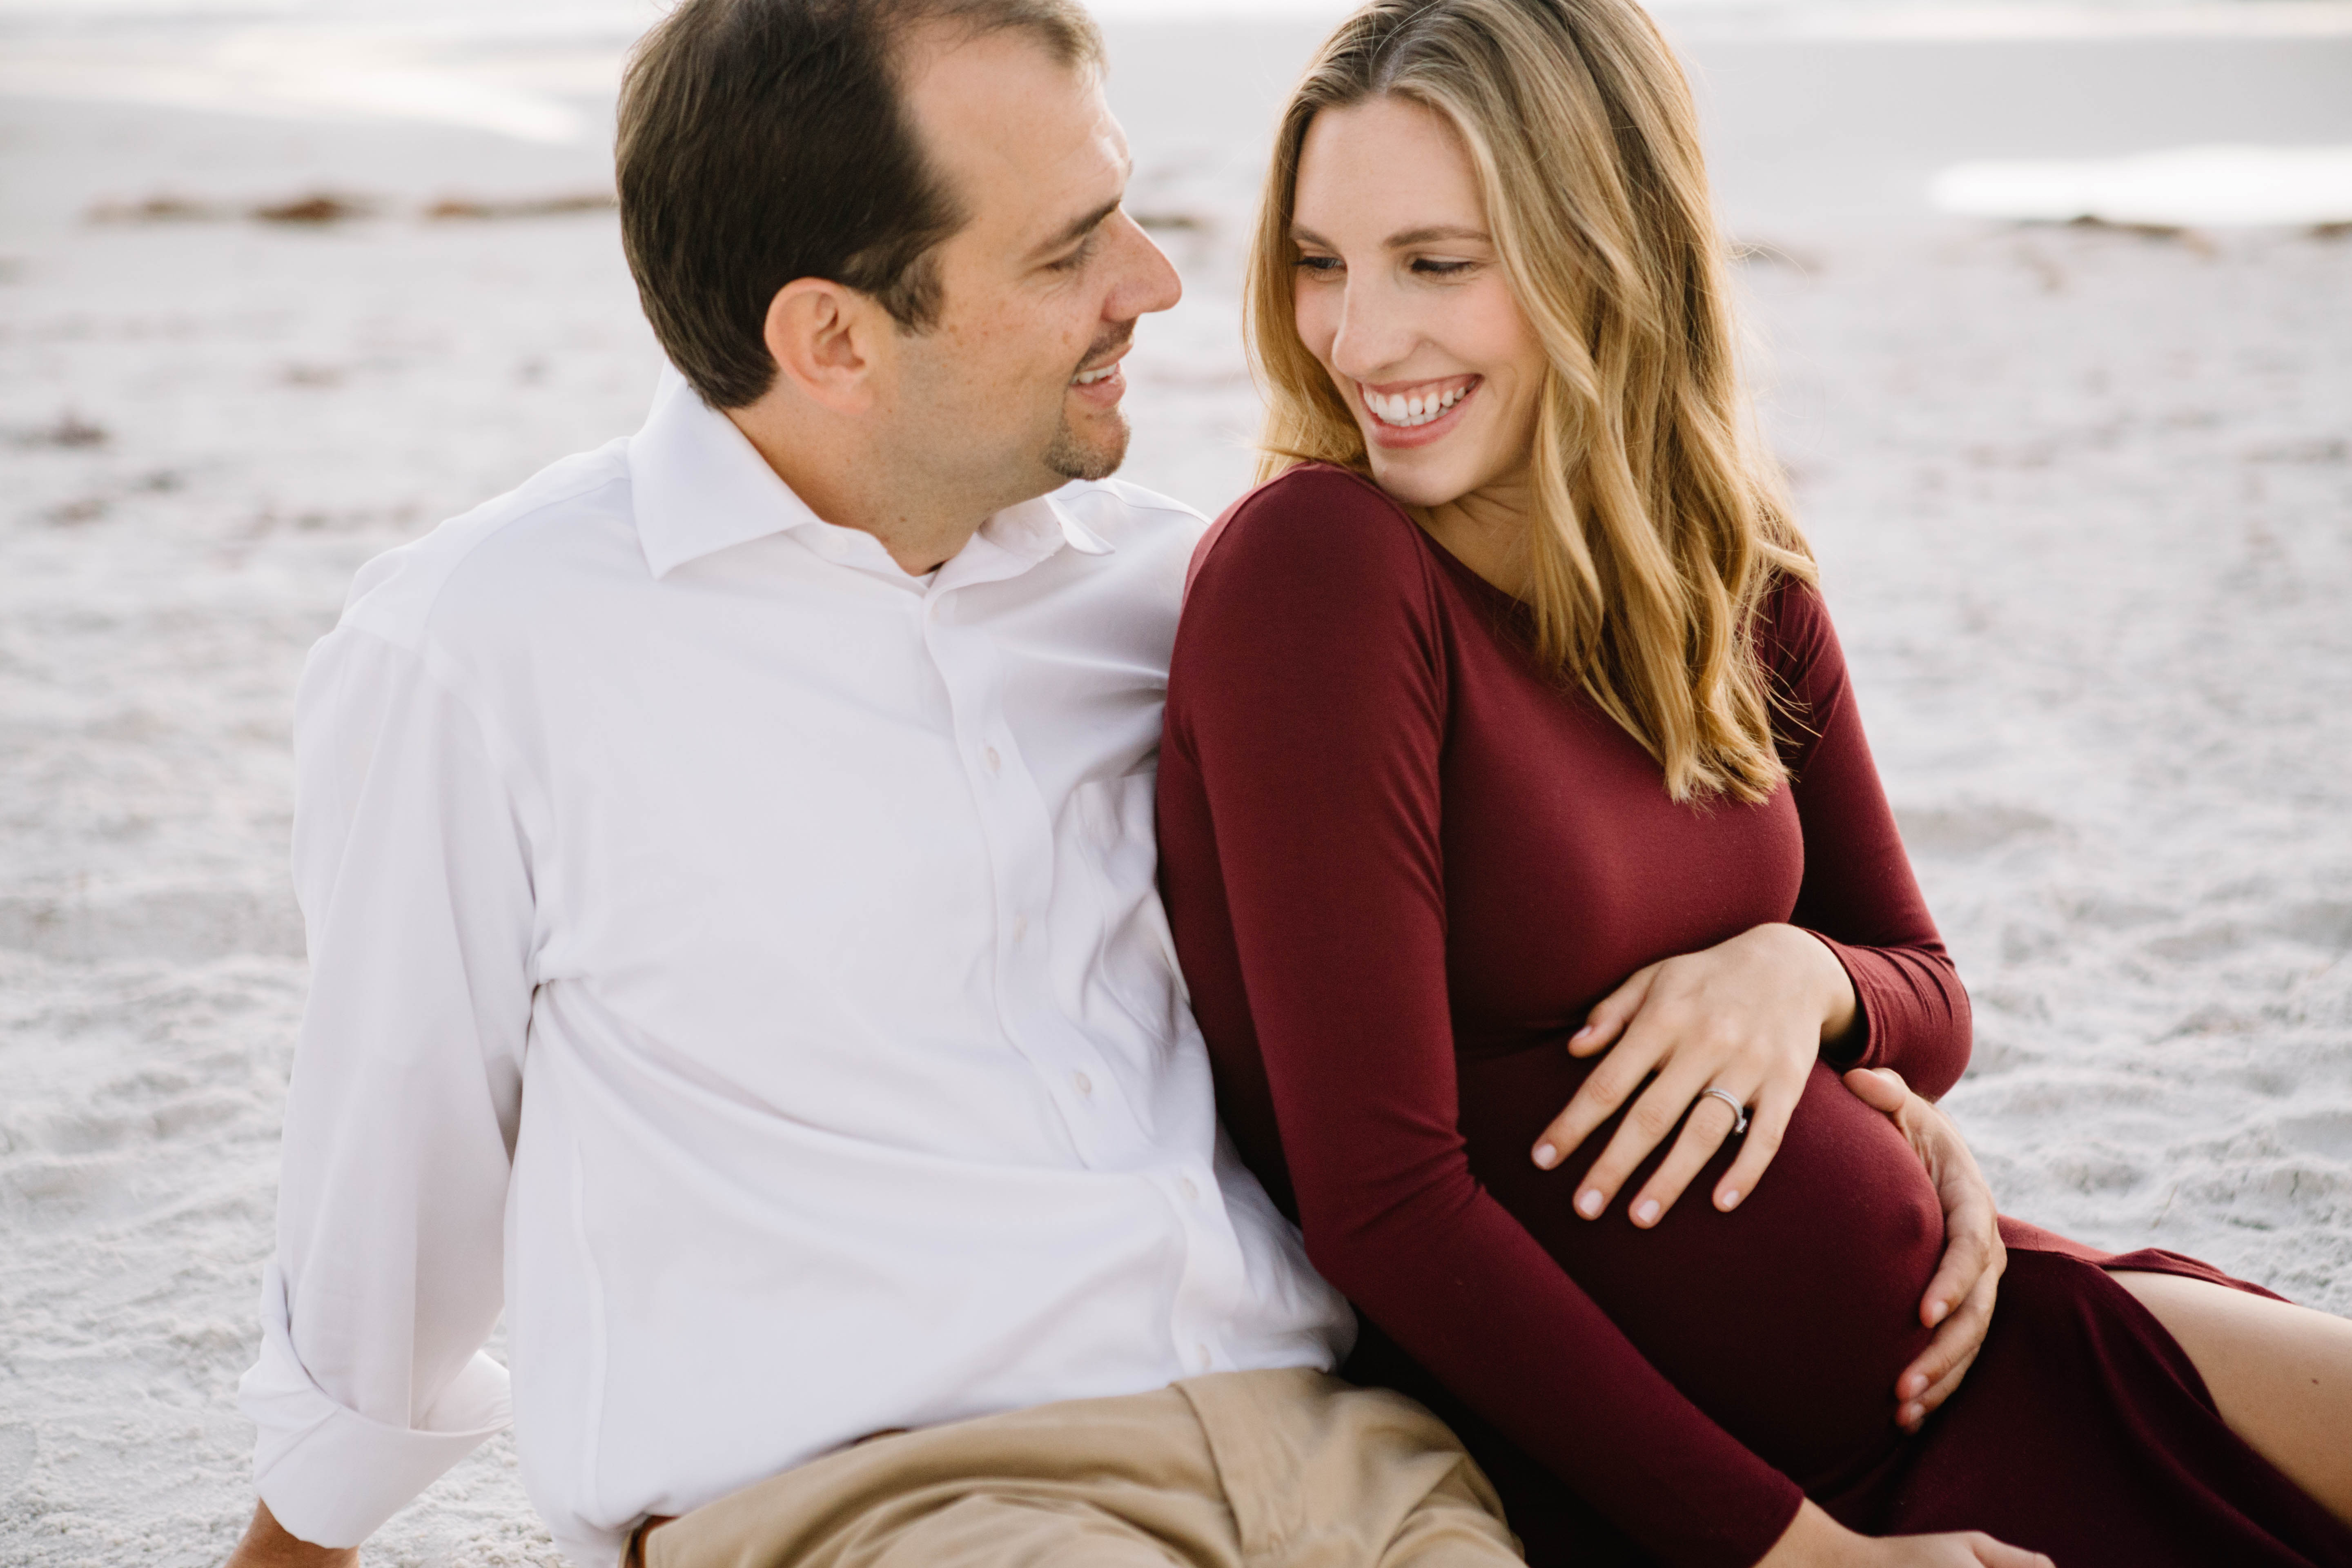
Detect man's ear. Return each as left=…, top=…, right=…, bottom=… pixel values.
left=761, top=278, right=887, bottom=414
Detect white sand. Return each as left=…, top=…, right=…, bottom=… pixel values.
left=2, top=17, right=2350, bottom=1567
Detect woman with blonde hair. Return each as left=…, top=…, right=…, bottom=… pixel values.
left=1155, top=0, right=2352, bottom=1564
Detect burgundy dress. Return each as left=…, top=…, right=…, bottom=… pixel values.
left=1157, top=463, right=2352, bottom=1568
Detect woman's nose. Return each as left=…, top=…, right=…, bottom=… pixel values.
left=1326, top=284, right=1417, bottom=384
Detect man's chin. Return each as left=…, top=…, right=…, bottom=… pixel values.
left=1044, top=411, right=1129, bottom=483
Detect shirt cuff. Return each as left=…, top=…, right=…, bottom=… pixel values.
left=1794, top=928, right=1875, bottom=1070
left=237, top=1261, right=512, bottom=1548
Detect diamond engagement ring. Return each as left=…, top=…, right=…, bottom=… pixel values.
left=1699, top=1086, right=1751, bottom=1136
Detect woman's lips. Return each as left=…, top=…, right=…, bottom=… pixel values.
left=1359, top=376, right=1480, bottom=449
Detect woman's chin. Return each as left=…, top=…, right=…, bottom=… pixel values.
left=1363, top=446, right=1481, bottom=512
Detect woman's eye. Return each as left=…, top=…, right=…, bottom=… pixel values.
left=1296, top=254, right=1342, bottom=275
left=1412, top=258, right=1474, bottom=277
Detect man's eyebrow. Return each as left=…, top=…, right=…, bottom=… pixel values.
left=1031, top=196, right=1122, bottom=260
left=1029, top=156, right=1138, bottom=262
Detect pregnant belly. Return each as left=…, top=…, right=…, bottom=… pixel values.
left=1458, top=1045, right=1942, bottom=1491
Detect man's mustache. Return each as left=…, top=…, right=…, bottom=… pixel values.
left=1075, top=329, right=1134, bottom=376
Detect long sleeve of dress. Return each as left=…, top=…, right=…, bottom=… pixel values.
left=1162, top=469, right=1805, bottom=1568
left=1763, top=590, right=1973, bottom=1099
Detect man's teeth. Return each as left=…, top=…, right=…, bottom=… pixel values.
left=1073, top=364, right=1117, bottom=385
left=1362, top=382, right=1469, bottom=428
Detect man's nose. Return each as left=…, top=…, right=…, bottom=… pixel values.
left=1106, top=210, right=1183, bottom=321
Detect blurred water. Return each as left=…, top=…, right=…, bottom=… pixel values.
left=9, top=0, right=2352, bottom=37
left=6, top=0, right=2348, bottom=154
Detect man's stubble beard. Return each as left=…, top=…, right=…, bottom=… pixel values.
left=1043, top=403, right=1130, bottom=483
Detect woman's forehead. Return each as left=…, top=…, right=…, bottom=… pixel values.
left=1294, top=97, right=1485, bottom=237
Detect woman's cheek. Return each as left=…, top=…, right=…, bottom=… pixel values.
left=1295, top=292, right=1343, bottom=375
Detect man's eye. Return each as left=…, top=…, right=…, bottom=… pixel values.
left=1049, top=235, right=1100, bottom=273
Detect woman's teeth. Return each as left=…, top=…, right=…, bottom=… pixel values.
left=1072, top=364, right=1117, bottom=385
left=1361, top=381, right=1470, bottom=428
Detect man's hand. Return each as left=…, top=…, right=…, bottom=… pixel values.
left=1758, top=1499, right=2052, bottom=1568
left=223, top=1501, right=359, bottom=1568
left=1844, top=1067, right=2005, bottom=1431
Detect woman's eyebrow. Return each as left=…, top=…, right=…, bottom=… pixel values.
left=1288, top=222, right=1492, bottom=249
left=1385, top=224, right=1489, bottom=247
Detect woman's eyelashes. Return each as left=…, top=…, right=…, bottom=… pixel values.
left=1292, top=252, right=1479, bottom=278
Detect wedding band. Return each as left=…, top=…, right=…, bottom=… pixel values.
left=1700, top=1086, right=1751, bottom=1136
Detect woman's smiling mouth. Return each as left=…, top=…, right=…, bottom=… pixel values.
left=1357, top=375, right=1480, bottom=442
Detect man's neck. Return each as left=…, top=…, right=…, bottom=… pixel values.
left=726, top=406, right=987, bottom=577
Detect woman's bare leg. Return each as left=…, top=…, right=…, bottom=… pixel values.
left=2111, top=1270, right=2352, bottom=1528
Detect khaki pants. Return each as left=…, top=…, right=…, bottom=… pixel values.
left=641, top=1368, right=1523, bottom=1568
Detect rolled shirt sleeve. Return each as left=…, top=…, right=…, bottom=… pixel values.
left=239, top=617, right=537, bottom=1546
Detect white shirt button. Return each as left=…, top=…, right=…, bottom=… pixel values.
left=982, top=746, right=1002, bottom=775
left=1179, top=1176, right=1199, bottom=1203
left=1072, top=1069, right=1093, bottom=1098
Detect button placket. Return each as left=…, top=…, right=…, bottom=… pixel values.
left=1159, top=1159, right=1256, bottom=1383
left=927, top=563, right=1167, bottom=1178
left=925, top=592, right=1136, bottom=1166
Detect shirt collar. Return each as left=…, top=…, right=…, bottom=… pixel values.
left=979, top=493, right=1116, bottom=563
left=627, top=365, right=1114, bottom=580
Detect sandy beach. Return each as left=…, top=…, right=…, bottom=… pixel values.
left=2, top=7, right=2350, bottom=1564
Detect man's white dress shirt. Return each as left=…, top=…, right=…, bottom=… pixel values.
left=239, top=370, right=1352, bottom=1567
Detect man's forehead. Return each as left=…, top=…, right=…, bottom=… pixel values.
left=900, top=27, right=1125, bottom=241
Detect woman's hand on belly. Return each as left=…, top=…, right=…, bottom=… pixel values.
left=1528, top=922, right=1858, bottom=1226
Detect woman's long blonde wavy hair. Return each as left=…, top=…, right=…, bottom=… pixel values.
left=1246, top=0, right=1816, bottom=804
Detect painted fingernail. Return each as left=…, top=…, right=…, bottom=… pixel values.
left=1532, top=1142, right=1558, bottom=1169
left=1718, top=1188, right=1741, bottom=1210
left=1633, top=1198, right=1660, bottom=1226
left=1576, top=1188, right=1604, bottom=1219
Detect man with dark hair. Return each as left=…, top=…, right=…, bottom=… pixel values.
left=219, top=2, right=2002, bottom=1564
left=218, top=3, right=1525, bottom=1565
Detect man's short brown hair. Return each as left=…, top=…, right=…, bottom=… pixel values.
left=617, top=0, right=1104, bottom=410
